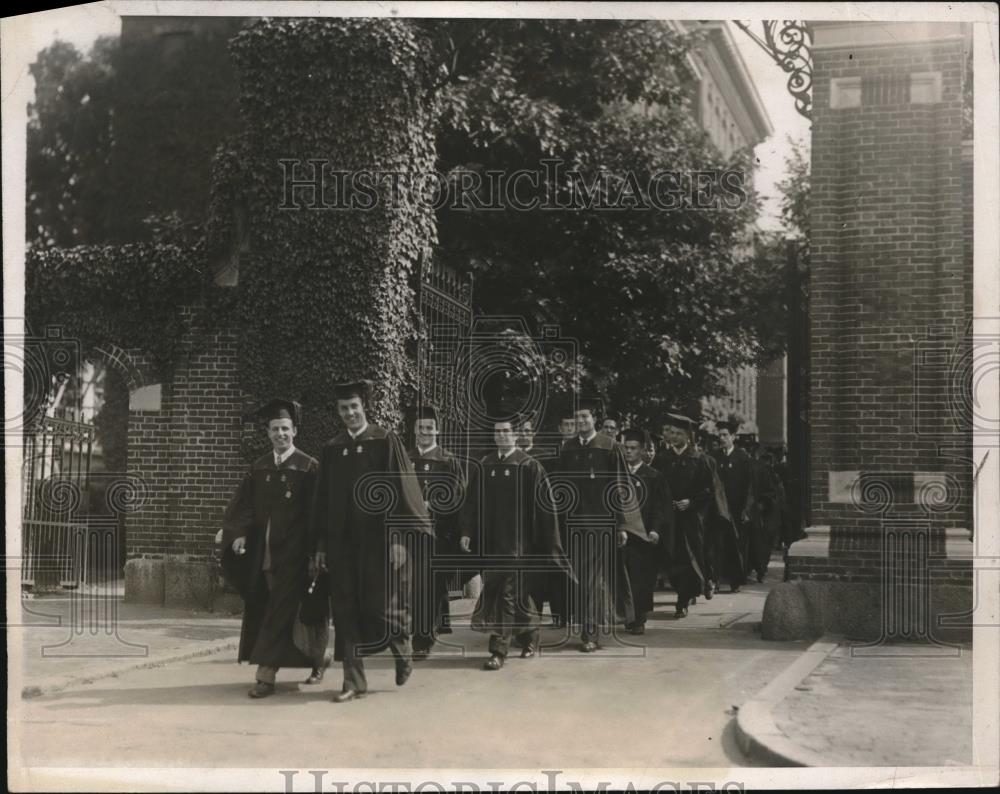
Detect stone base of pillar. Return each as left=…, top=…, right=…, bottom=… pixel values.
left=125, top=557, right=239, bottom=612
left=761, top=579, right=972, bottom=644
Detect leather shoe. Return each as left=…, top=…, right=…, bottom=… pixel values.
left=690, top=596, right=697, bottom=605
left=629, top=623, right=645, bottom=635
left=303, top=667, right=325, bottom=685
left=438, top=625, right=453, bottom=635
left=412, top=644, right=430, bottom=661
left=580, top=641, right=599, bottom=653
left=731, top=584, right=740, bottom=594
left=674, top=607, right=688, bottom=619
left=704, top=583, right=714, bottom=600
left=395, top=658, right=413, bottom=686
left=520, top=644, right=537, bottom=658
left=756, top=571, right=765, bottom=583
left=332, top=688, right=365, bottom=703
left=483, top=653, right=504, bottom=670
left=248, top=682, right=275, bottom=698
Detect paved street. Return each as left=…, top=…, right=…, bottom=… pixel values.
left=14, top=572, right=808, bottom=770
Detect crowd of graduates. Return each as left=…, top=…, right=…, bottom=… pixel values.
left=220, top=382, right=802, bottom=701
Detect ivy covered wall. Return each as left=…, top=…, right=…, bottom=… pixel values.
left=226, top=17, right=440, bottom=456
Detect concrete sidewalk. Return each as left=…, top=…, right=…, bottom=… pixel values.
left=15, top=595, right=244, bottom=698
left=736, top=635, right=974, bottom=767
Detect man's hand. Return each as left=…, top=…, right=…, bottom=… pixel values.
left=459, top=536, right=471, bottom=553
left=231, top=536, right=246, bottom=555
left=617, top=530, right=628, bottom=547
left=389, top=544, right=407, bottom=570
left=314, top=551, right=327, bottom=574
left=648, top=531, right=660, bottom=545
left=741, top=509, right=751, bottom=524
left=675, top=498, right=691, bottom=512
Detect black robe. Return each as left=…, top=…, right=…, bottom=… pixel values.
left=747, top=457, right=778, bottom=576
left=653, top=444, right=713, bottom=603
left=553, top=433, right=647, bottom=630
left=621, top=462, right=673, bottom=616
left=309, top=425, right=432, bottom=657
left=523, top=443, right=572, bottom=621
left=408, top=444, right=474, bottom=636
left=221, top=448, right=323, bottom=667
left=704, top=453, right=746, bottom=588
left=408, top=444, right=470, bottom=567
left=460, top=449, right=571, bottom=633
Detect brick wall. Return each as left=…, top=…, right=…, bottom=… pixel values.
left=792, top=30, right=973, bottom=581
left=125, top=305, right=244, bottom=563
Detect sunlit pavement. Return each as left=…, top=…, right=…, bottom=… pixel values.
left=14, top=566, right=807, bottom=771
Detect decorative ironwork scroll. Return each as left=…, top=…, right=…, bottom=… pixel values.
left=734, top=20, right=813, bottom=121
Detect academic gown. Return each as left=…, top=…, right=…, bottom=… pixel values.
left=553, top=433, right=647, bottom=631
left=622, top=462, right=673, bottom=618
left=704, top=453, right=746, bottom=589
left=221, top=448, right=323, bottom=668
left=408, top=444, right=473, bottom=639
left=309, top=425, right=432, bottom=658
left=408, top=444, right=471, bottom=571
left=461, top=449, right=572, bottom=635
left=747, top=457, right=778, bottom=577
left=521, top=444, right=567, bottom=618
left=653, top=445, right=713, bottom=605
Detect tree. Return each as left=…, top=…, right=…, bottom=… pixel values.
left=27, top=37, right=118, bottom=248
left=776, top=135, right=810, bottom=244
left=422, top=19, right=785, bottom=425
left=26, top=20, right=793, bottom=432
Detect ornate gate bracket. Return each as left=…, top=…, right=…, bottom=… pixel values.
left=734, top=20, right=813, bottom=121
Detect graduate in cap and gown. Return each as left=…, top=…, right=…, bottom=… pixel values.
left=553, top=396, right=647, bottom=651
left=310, top=381, right=432, bottom=702
left=221, top=399, right=325, bottom=698
left=406, top=404, right=471, bottom=657
left=710, top=420, right=751, bottom=592
left=652, top=412, right=713, bottom=618
left=459, top=409, right=573, bottom=669
left=619, top=428, right=674, bottom=634
left=745, top=443, right=778, bottom=583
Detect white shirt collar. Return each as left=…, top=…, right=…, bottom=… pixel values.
left=348, top=423, right=369, bottom=440
left=416, top=442, right=438, bottom=455
left=579, top=429, right=598, bottom=444
left=724, top=445, right=735, bottom=457
left=274, top=445, right=296, bottom=465
left=628, top=461, right=642, bottom=474
left=497, top=447, right=516, bottom=461
left=671, top=443, right=688, bottom=456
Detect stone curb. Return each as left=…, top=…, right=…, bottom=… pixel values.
left=734, top=634, right=843, bottom=767
left=20, top=637, right=240, bottom=700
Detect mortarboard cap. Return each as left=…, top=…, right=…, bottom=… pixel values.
left=333, top=380, right=373, bottom=405
left=485, top=395, right=520, bottom=425
left=662, top=411, right=697, bottom=430
left=407, top=404, right=439, bottom=424
left=257, top=398, right=301, bottom=426
left=622, top=427, right=651, bottom=446
left=575, top=395, right=604, bottom=417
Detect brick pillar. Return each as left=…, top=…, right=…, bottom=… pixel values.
left=124, top=304, right=244, bottom=608
left=764, top=22, right=973, bottom=643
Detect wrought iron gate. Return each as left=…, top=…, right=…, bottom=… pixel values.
left=21, top=416, right=94, bottom=590
left=415, top=256, right=474, bottom=458
left=415, top=256, right=474, bottom=597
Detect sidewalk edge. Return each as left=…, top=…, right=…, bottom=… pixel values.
left=734, top=634, right=842, bottom=767
left=20, top=638, right=239, bottom=699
